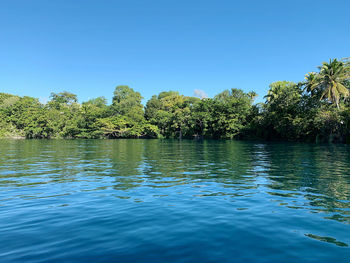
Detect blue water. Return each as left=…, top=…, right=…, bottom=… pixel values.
left=0, top=139, right=349, bottom=262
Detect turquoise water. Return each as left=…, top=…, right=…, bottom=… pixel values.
left=0, top=139, right=349, bottom=262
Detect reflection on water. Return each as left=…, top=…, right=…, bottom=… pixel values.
left=305, top=234, right=348, bottom=247
left=0, top=139, right=349, bottom=262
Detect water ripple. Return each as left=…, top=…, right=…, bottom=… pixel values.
left=0, top=139, right=349, bottom=262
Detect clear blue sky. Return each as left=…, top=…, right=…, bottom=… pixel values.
left=1, top=0, right=349, bottom=104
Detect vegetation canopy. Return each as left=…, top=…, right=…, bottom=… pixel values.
left=1, top=58, right=350, bottom=142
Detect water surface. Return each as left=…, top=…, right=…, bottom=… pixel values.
left=0, top=139, right=349, bottom=262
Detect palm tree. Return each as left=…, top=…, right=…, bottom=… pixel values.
left=304, top=59, right=350, bottom=108
left=264, top=81, right=297, bottom=103
left=247, top=91, right=258, bottom=101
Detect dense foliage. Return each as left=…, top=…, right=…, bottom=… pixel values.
left=1, top=58, right=350, bottom=142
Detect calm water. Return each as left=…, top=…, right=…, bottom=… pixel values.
left=0, top=140, right=349, bottom=262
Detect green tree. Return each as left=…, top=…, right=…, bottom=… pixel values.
left=262, top=81, right=306, bottom=140
left=98, top=116, right=158, bottom=138
left=190, top=98, right=215, bottom=138
left=145, top=91, right=198, bottom=138
left=70, top=97, right=109, bottom=138
left=304, top=59, right=350, bottom=108
left=46, top=91, right=81, bottom=138
left=112, top=85, right=144, bottom=121
left=212, top=88, right=254, bottom=139
left=49, top=91, right=78, bottom=109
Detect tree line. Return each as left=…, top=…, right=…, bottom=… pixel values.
left=1, top=58, right=350, bottom=142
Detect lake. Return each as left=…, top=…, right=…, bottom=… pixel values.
left=0, top=139, right=349, bottom=262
